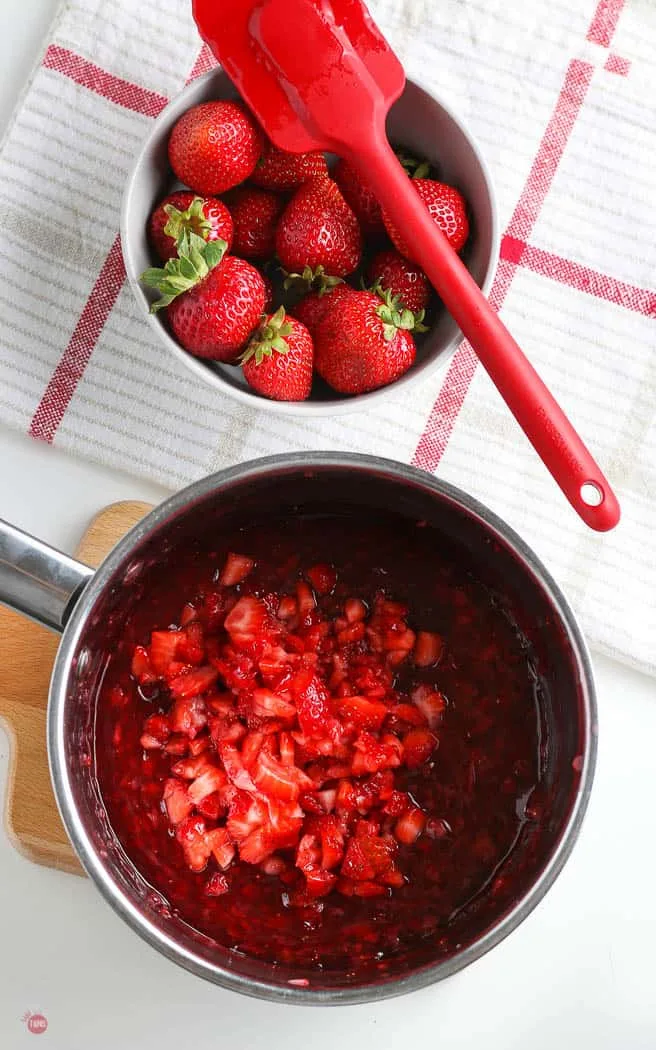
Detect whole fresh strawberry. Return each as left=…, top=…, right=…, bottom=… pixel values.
left=251, top=141, right=328, bottom=192
left=141, top=232, right=266, bottom=361
left=367, top=250, right=430, bottom=314
left=241, top=306, right=313, bottom=401
left=333, top=158, right=384, bottom=234
left=314, top=290, right=422, bottom=394
left=168, top=100, right=263, bottom=195
left=291, top=281, right=354, bottom=334
left=226, top=187, right=284, bottom=260
left=148, top=192, right=233, bottom=263
left=384, top=179, right=469, bottom=258
left=276, top=178, right=362, bottom=278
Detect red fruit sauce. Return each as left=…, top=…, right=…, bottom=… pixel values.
left=97, top=510, right=543, bottom=971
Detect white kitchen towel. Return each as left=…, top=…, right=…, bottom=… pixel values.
left=0, top=0, right=653, bottom=673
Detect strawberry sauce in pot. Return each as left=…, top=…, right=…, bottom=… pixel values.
left=98, top=507, right=552, bottom=974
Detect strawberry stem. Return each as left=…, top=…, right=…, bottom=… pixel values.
left=140, top=230, right=227, bottom=312
left=283, top=264, right=344, bottom=297
left=375, top=287, right=428, bottom=341
left=163, top=196, right=212, bottom=244
left=240, top=305, right=293, bottom=366
left=395, top=149, right=432, bottom=180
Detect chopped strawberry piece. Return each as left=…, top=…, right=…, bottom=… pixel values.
left=220, top=552, right=255, bottom=587
left=180, top=602, right=198, bottom=626
left=172, top=754, right=213, bottom=778
left=149, top=630, right=181, bottom=676
left=197, top=791, right=225, bottom=820
left=201, top=590, right=235, bottom=631
left=224, top=596, right=273, bottom=649
left=177, top=621, right=205, bottom=665
left=170, top=695, right=208, bottom=738
left=226, top=791, right=268, bottom=842
left=341, top=837, right=375, bottom=881
left=139, top=713, right=171, bottom=749
left=296, top=581, right=316, bottom=621
left=276, top=595, right=298, bottom=620
left=253, top=751, right=311, bottom=802
left=344, top=598, right=367, bottom=623
left=205, top=872, right=230, bottom=896
left=205, top=827, right=236, bottom=870
left=304, top=867, right=338, bottom=898
left=175, top=815, right=213, bottom=872
left=278, top=731, right=296, bottom=766
left=317, top=815, right=344, bottom=870
left=337, top=696, right=388, bottom=730
left=299, top=791, right=326, bottom=815
left=169, top=665, right=218, bottom=700
left=352, top=731, right=403, bottom=774
left=335, top=778, right=358, bottom=812
left=354, top=819, right=381, bottom=840
left=251, top=688, right=296, bottom=720
left=188, top=734, right=211, bottom=757
left=402, top=728, right=438, bottom=768
left=239, top=827, right=274, bottom=864
left=413, top=630, right=443, bottom=668
left=387, top=702, right=428, bottom=728
left=380, top=867, right=405, bottom=889
left=394, top=807, right=427, bottom=845
left=382, top=790, right=411, bottom=817
left=219, top=742, right=258, bottom=792
left=317, top=788, right=337, bottom=813
left=301, top=621, right=331, bottom=652
left=411, top=684, right=447, bottom=729
left=351, top=880, right=388, bottom=897
left=131, top=645, right=156, bottom=683
left=188, top=764, right=227, bottom=804
left=163, top=778, right=193, bottom=824
left=306, top=563, right=337, bottom=595
left=292, top=669, right=334, bottom=736
left=239, top=730, right=264, bottom=770
left=258, top=644, right=296, bottom=681
left=164, top=733, right=188, bottom=756
left=206, top=694, right=237, bottom=716
left=336, top=622, right=366, bottom=646
left=260, top=855, right=287, bottom=876
left=296, top=833, right=321, bottom=872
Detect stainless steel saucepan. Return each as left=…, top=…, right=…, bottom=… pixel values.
left=0, top=453, right=596, bottom=1004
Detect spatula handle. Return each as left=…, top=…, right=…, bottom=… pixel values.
left=351, top=136, right=620, bottom=532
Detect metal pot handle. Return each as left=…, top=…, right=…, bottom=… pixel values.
left=0, top=519, right=94, bottom=633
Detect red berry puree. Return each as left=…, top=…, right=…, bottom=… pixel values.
left=97, top=511, right=543, bottom=971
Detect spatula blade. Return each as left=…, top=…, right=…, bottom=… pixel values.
left=192, top=0, right=405, bottom=153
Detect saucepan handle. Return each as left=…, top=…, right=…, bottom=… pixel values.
left=0, top=519, right=94, bottom=633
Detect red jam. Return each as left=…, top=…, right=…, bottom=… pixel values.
left=97, top=511, right=542, bottom=970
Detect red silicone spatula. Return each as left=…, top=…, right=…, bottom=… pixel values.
left=193, top=0, right=620, bottom=531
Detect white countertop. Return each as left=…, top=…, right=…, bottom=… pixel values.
left=1, top=3, right=655, bottom=1047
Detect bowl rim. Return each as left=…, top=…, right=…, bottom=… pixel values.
left=48, top=452, right=597, bottom=1006
left=120, top=69, right=500, bottom=416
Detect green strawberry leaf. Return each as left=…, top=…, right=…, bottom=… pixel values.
left=375, top=287, right=429, bottom=337
left=241, top=305, right=292, bottom=365
left=140, top=231, right=228, bottom=313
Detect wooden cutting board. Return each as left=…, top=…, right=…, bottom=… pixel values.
left=0, top=501, right=153, bottom=875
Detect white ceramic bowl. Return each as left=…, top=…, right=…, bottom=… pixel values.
left=121, top=68, right=499, bottom=415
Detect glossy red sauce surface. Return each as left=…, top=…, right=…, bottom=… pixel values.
left=97, top=510, right=542, bottom=971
